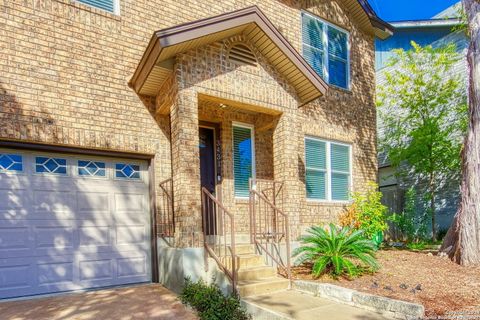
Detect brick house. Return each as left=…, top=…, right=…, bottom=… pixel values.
left=0, top=0, right=392, bottom=298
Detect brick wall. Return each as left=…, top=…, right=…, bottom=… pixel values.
left=1, top=0, right=377, bottom=246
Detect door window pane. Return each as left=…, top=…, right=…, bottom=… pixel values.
left=233, top=125, right=254, bottom=198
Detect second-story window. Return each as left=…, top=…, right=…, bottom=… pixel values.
left=76, top=0, right=119, bottom=14
left=301, top=12, right=350, bottom=89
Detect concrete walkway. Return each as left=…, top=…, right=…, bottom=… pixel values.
left=243, top=290, right=390, bottom=320
left=0, top=284, right=197, bottom=320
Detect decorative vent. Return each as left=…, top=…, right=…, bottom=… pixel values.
left=228, top=44, right=257, bottom=67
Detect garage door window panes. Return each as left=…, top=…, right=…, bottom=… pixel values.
left=115, top=163, right=140, bottom=179
left=0, top=154, right=23, bottom=172
left=0, top=150, right=151, bottom=299
left=35, top=157, right=67, bottom=175
left=78, top=160, right=106, bottom=177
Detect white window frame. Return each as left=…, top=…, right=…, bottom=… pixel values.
left=301, top=11, right=351, bottom=90
left=232, top=122, right=256, bottom=199
left=75, top=0, right=120, bottom=15
left=305, top=136, right=353, bottom=203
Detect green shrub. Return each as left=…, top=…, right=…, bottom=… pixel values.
left=180, top=278, right=251, bottom=320
left=340, top=182, right=389, bottom=243
left=293, top=224, right=379, bottom=278
left=406, top=241, right=427, bottom=251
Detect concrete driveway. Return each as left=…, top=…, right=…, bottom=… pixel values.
left=0, top=284, right=197, bottom=320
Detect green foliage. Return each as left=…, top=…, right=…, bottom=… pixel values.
left=180, top=278, right=251, bottom=320
left=451, top=4, right=469, bottom=36
left=387, top=187, right=430, bottom=242
left=341, top=182, right=389, bottom=240
left=378, top=42, right=468, bottom=240
left=406, top=241, right=427, bottom=251
left=293, top=224, right=379, bottom=278
left=378, top=42, right=467, bottom=176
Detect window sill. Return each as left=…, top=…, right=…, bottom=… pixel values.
left=328, top=84, right=352, bottom=94
left=235, top=197, right=250, bottom=204
left=306, top=199, right=351, bottom=206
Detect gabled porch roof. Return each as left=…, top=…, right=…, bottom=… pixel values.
left=129, top=6, right=330, bottom=106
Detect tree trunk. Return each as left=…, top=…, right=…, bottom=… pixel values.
left=429, top=171, right=437, bottom=242
left=440, top=0, right=480, bottom=265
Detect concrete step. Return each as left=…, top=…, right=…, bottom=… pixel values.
left=238, top=266, right=277, bottom=281
left=216, top=244, right=256, bottom=256
left=238, top=277, right=290, bottom=297
left=223, top=254, right=265, bottom=269
left=235, top=244, right=256, bottom=255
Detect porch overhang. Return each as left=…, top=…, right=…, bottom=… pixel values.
left=129, top=6, right=329, bottom=106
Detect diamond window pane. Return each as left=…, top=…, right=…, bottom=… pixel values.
left=55, top=165, right=67, bottom=175
left=35, top=157, right=67, bottom=175
left=115, top=163, right=141, bottom=179
left=9, top=154, right=22, bottom=163
left=45, top=159, right=59, bottom=172
left=10, top=162, right=23, bottom=171
left=79, top=167, right=90, bottom=176
left=36, top=164, right=48, bottom=173
left=122, top=165, right=134, bottom=177
left=78, top=160, right=106, bottom=177
left=130, top=171, right=140, bottom=179
left=0, top=154, right=23, bottom=172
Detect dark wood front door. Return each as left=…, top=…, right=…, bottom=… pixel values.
left=199, top=127, right=216, bottom=235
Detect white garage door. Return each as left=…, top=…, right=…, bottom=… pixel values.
left=0, top=149, right=152, bottom=299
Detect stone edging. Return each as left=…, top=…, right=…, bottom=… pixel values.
left=293, top=280, right=425, bottom=320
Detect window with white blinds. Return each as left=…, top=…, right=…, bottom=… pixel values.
left=76, top=0, right=118, bottom=14
left=233, top=124, right=255, bottom=198
left=301, top=11, right=350, bottom=89
left=305, top=137, right=351, bottom=201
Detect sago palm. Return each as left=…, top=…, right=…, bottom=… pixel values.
left=293, top=224, right=379, bottom=277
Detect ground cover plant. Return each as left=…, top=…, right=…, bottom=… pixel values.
left=180, top=278, right=250, bottom=320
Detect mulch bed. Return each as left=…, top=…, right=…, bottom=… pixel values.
left=291, top=250, right=480, bottom=316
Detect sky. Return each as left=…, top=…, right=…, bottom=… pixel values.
left=367, top=0, right=460, bottom=22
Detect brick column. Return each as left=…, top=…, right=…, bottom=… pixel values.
left=170, top=88, right=203, bottom=247
left=272, top=110, right=302, bottom=240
